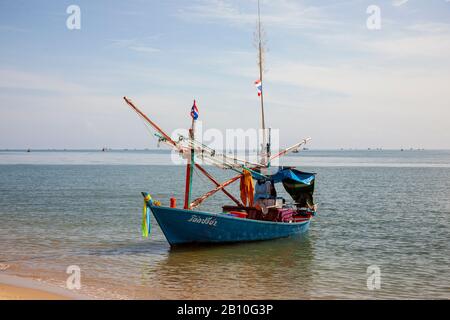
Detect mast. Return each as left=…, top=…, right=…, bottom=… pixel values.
left=184, top=112, right=196, bottom=209
left=257, top=0, right=268, bottom=167
left=123, top=97, right=311, bottom=210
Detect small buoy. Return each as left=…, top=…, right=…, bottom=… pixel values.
left=170, top=197, right=177, bottom=208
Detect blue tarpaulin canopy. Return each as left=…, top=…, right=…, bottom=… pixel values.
left=250, top=167, right=316, bottom=202
left=268, top=168, right=315, bottom=185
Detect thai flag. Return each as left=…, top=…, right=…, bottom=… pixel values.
left=254, top=79, right=262, bottom=97
left=190, top=100, right=199, bottom=120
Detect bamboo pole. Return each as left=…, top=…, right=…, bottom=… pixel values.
left=123, top=97, right=177, bottom=147
left=269, top=138, right=311, bottom=162
left=124, top=96, right=308, bottom=210
left=257, top=0, right=267, bottom=166
left=194, top=163, right=244, bottom=207
left=184, top=119, right=195, bottom=209
left=190, top=174, right=242, bottom=209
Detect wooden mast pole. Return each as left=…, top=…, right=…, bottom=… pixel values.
left=123, top=97, right=177, bottom=147
left=184, top=104, right=196, bottom=209
left=257, top=0, right=267, bottom=167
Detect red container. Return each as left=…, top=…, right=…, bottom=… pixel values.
left=170, top=197, right=177, bottom=208
left=229, top=211, right=248, bottom=219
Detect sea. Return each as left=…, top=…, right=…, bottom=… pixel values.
left=0, top=149, right=449, bottom=299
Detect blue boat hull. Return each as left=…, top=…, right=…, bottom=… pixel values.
left=149, top=205, right=311, bottom=246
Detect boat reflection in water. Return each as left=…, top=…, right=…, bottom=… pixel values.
left=139, top=235, right=314, bottom=299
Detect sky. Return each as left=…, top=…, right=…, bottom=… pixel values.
left=0, top=0, right=449, bottom=150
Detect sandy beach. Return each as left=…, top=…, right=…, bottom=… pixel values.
left=0, top=274, right=88, bottom=300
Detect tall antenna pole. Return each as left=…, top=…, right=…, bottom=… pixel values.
left=257, top=0, right=267, bottom=166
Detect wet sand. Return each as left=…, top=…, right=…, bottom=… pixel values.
left=0, top=274, right=89, bottom=300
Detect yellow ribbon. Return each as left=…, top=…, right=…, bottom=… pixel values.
left=142, top=194, right=152, bottom=238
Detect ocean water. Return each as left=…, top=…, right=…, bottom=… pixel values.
left=0, top=150, right=449, bottom=299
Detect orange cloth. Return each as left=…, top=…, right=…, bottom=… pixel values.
left=240, top=170, right=255, bottom=206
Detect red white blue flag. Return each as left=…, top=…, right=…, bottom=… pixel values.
left=254, top=79, right=262, bottom=97
left=190, top=100, right=199, bottom=120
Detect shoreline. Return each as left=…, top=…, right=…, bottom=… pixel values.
left=0, top=274, right=91, bottom=300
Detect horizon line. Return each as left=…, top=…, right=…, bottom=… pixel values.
left=1, top=148, right=448, bottom=152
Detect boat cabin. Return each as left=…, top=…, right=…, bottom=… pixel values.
left=223, top=167, right=316, bottom=223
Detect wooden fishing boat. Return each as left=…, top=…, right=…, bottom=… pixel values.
left=148, top=205, right=311, bottom=246
left=123, top=1, right=317, bottom=246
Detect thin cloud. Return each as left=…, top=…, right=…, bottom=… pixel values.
left=0, top=69, right=88, bottom=94
left=128, top=46, right=161, bottom=53
left=406, top=22, right=450, bottom=33
left=364, top=34, right=450, bottom=58
left=175, top=0, right=338, bottom=30
left=109, top=36, right=161, bottom=54
left=0, top=25, right=29, bottom=32
left=392, top=0, right=409, bottom=6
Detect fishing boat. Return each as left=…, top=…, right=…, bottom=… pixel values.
left=123, top=1, right=317, bottom=246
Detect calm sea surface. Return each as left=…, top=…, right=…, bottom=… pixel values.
left=0, top=150, right=449, bottom=299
